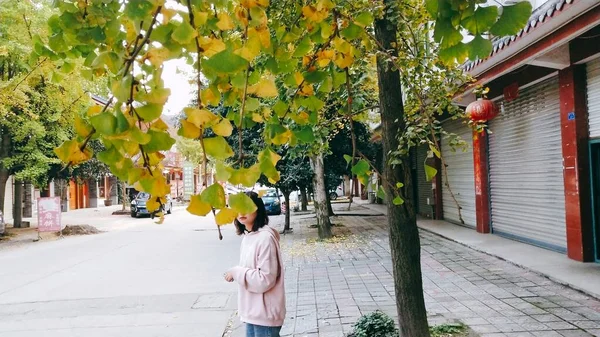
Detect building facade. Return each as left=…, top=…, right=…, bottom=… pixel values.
left=419, top=0, right=600, bottom=262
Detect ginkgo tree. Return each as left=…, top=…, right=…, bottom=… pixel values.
left=42, top=0, right=531, bottom=335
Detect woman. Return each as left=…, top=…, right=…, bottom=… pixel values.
left=224, top=191, right=286, bottom=337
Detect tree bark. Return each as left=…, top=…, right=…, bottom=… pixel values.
left=13, top=179, right=23, bottom=228
left=0, top=129, right=11, bottom=213
left=310, top=154, right=332, bottom=239
left=375, top=3, right=431, bottom=336
left=326, top=191, right=335, bottom=216
left=300, top=186, right=308, bottom=211
left=283, top=191, right=291, bottom=232
left=121, top=181, right=129, bottom=211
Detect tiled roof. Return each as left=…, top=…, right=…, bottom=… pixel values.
left=463, top=0, right=576, bottom=72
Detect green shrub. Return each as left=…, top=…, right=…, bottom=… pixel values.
left=349, top=310, right=398, bottom=337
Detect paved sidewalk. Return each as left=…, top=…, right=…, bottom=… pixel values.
left=235, top=209, right=600, bottom=337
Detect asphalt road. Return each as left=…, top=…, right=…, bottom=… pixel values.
left=0, top=207, right=243, bottom=337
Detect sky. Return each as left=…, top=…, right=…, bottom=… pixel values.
left=161, top=58, right=194, bottom=116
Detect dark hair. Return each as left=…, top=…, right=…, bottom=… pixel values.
left=234, top=191, right=269, bottom=235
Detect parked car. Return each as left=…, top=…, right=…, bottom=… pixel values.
left=329, top=185, right=344, bottom=200
left=130, top=193, right=172, bottom=218
left=261, top=189, right=281, bottom=215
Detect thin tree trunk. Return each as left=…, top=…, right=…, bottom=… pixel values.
left=300, top=186, right=308, bottom=211
left=13, top=179, right=23, bottom=228
left=121, top=181, right=128, bottom=211
left=0, top=130, right=11, bottom=213
left=283, top=192, right=291, bottom=232
left=326, top=191, right=335, bottom=216
left=375, top=3, right=431, bottom=336
left=310, top=154, right=332, bottom=239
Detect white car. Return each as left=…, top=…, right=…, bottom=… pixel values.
left=329, top=185, right=344, bottom=200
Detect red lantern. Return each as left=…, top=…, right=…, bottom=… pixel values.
left=466, top=98, right=498, bottom=122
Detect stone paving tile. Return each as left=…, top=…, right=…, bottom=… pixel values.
left=273, top=214, right=600, bottom=337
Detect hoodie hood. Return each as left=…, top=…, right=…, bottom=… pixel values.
left=257, top=225, right=280, bottom=242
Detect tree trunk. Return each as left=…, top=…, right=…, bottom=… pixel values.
left=326, top=191, right=335, bottom=216
left=13, top=179, right=23, bottom=228
left=283, top=192, right=291, bottom=232
left=121, top=181, right=129, bottom=211
left=0, top=129, right=11, bottom=214
left=310, top=154, right=332, bottom=239
left=375, top=3, right=431, bottom=336
left=300, top=186, right=308, bottom=211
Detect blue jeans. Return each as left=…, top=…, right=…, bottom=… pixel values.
left=245, top=323, right=282, bottom=337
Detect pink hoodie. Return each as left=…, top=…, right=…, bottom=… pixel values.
left=228, top=225, right=286, bottom=327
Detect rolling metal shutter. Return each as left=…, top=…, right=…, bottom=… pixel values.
left=416, top=145, right=433, bottom=218
left=588, top=58, right=600, bottom=138
left=441, top=119, right=477, bottom=228
left=489, top=77, right=566, bottom=252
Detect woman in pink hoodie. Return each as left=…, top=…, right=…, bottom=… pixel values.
left=224, top=191, right=286, bottom=337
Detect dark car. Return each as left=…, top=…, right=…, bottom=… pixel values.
left=131, top=193, right=172, bottom=218
left=261, top=191, right=281, bottom=215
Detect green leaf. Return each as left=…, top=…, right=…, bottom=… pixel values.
left=130, top=127, right=152, bottom=145
left=300, top=96, right=324, bottom=112
left=97, top=146, right=123, bottom=165
left=293, top=36, right=312, bottom=57
left=439, top=42, right=469, bottom=64
left=215, top=162, right=232, bottom=182
left=172, top=21, right=197, bottom=45
left=303, top=70, right=327, bottom=84
left=136, top=103, right=163, bottom=121
left=340, top=23, right=363, bottom=40
left=125, top=0, right=154, bottom=20
left=49, top=33, right=68, bottom=52
left=426, top=0, right=439, bottom=17
left=396, top=182, right=404, bottom=188
left=245, top=97, right=260, bottom=112
left=351, top=159, right=370, bottom=176
left=273, top=101, right=288, bottom=117
left=344, top=154, right=352, bottom=165
left=467, top=35, right=493, bottom=61
left=295, top=127, right=315, bottom=143
left=354, top=12, right=374, bottom=27
left=434, top=19, right=462, bottom=49
left=425, top=164, right=438, bottom=182
left=90, top=112, right=117, bottom=136
left=461, top=6, right=498, bottom=35
left=203, top=49, right=249, bottom=74
left=229, top=192, right=258, bottom=215
left=429, top=144, right=441, bottom=158
left=392, top=196, right=404, bottom=205
left=204, top=136, right=234, bottom=159
left=143, top=130, right=175, bottom=152
left=332, top=71, right=346, bottom=89
left=230, top=165, right=262, bottom=187
left=201, top=183, right=226, bottom=209
left=91, top=51, right=120, bottom=74
left=377, top=186, right=386, bottom=200
left=490, top=2, right=533, bottom=36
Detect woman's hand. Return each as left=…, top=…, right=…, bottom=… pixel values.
left=224, top=271, right=234, bottom=282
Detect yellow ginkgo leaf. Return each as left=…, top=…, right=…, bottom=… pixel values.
left=302, top=5, right=328, bottom=23
left=299, top=83, right=314, bottom=96
left=75, top=115, right=94, bottom=138
left=335, top=53, right=354, bottom=69
left=198, top=37, right=226, bottom=57
left=294, top=72, right=304, bottom=86
left=146, top=197, right=161, bottom=213
left=161, top=8, right=177, bottom=24
left=247, top=77, right=278, bottom=98
left=201, top=88, right=221, bottom=106
left=252, top=113, right=264, bottom=123
left=194, top=11, right=209, bottom=27
left=215, top=208, right=238, bottom=225
left=179, top=119, right=201, bottom=139
left=184, top=107, right=218, bottom=128
left=216, top=13, right=235, bottom=30
left=187, top=194, right=212, bottom=216
left=235, top=6, right=249, bottom=26
left=151, top=118, right=169, bottom=131
left=144, top=47, right=171, bottom=67
left=272, top=129, right=292, bottom=145
left=87, top=105, right=102, bottom=117
left=212, top=118, right=233, bottom=137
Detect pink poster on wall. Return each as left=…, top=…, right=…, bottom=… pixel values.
left=37, top=197, right=61, bottom=232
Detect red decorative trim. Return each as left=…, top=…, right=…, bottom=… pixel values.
left=473, top=130, right=491, bottom=233
left=559, top=65, right=593, bottom=262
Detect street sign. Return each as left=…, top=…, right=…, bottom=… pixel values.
left=37, top=197, right=61, bottom=233
left=183, top=161, right=194, bottom=200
